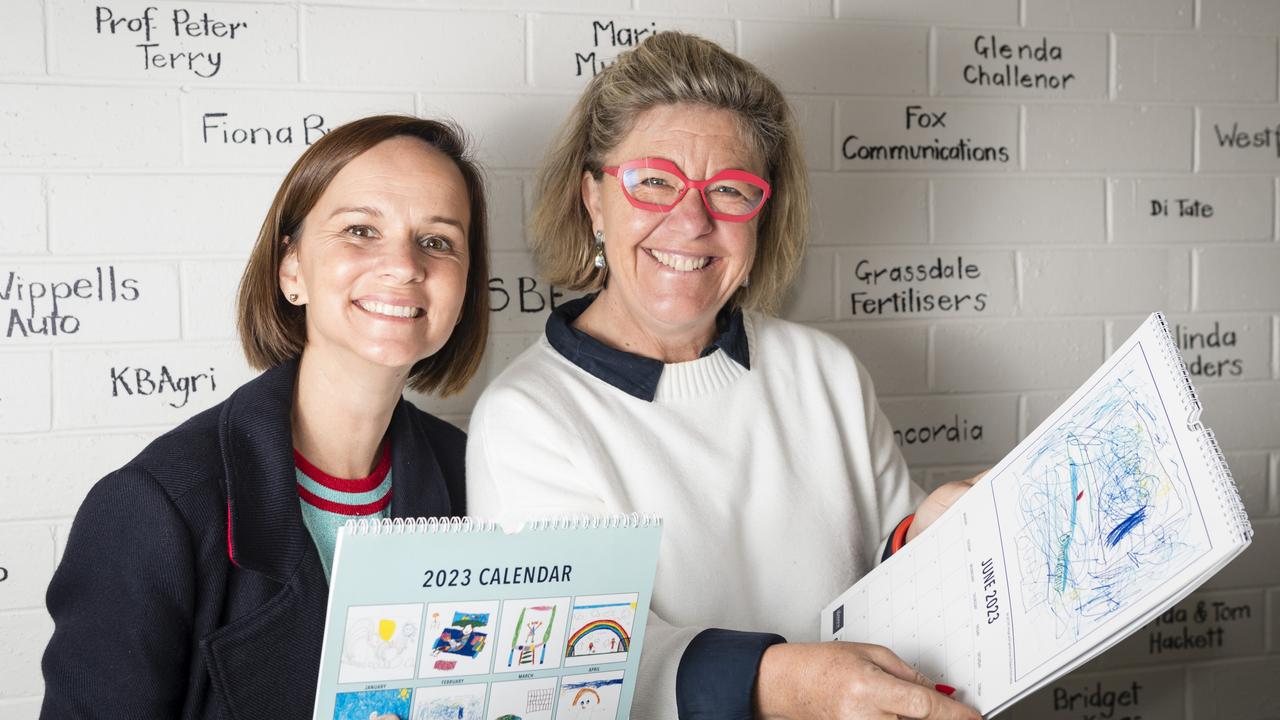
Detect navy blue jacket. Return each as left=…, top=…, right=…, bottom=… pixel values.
left=40, top=360, right=466, bottom=719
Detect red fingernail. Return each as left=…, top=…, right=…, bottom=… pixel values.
left=935, top=684, right=956, bottom=696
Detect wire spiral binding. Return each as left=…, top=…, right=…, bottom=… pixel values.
left=345, top=513, right=660, bottom=535
left=1150, top=312, right=1253, bottom=545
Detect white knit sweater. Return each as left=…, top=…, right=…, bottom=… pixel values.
left=466, top=310, right=922, bottom=718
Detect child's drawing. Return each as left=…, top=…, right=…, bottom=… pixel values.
left=486, top=676, right=557, bottom=720
left=556, top=671, right=624, bottom=719
left=419, top=601, right=501, bottom=678
left=494, top=597, right=570, bottom=673
left=410, top=683, right=486, bottom=720
left=563, top=593, right=638, bottom=667
left=333, top=687, right=412, bottom=720
left=992, top=344, right=1210, bottom=677
left=339, top=603, right=423, bottom=683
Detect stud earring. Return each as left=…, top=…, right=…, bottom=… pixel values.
left=288, top=293, right=299, bottom=303
left=593, top=230, right=606, bottom=270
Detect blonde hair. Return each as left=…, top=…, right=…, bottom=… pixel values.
left=531, top=31, right=809, bottom=314
left=237, top=115, right=490, bottom=396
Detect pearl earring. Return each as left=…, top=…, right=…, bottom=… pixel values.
left=593, top=230, right=606, bottom=270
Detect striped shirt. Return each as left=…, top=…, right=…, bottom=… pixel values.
left=296, top=443, right=392, bottom=581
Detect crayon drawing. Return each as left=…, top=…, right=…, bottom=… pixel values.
left=486, top=677, right=558, bottom=720
left=992, top=344, right=1210, bottom=676
left=333, top=687, right=413, bottom=720
left=419, top=601, right=501, bottom=678
left=494, top=597, right=570, bottom=674
left=557, top=671, right=624, bottom=719
left=563, top=593, right=638, bottom=667
left=338, top=603, right=423, bottom=683
left=410, top=683, right=486, bottom=720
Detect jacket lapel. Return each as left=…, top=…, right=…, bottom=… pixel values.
left=387, top=397, right=452, bottom=519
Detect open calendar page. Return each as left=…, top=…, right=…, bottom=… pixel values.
left=821, top=313, right=1252, bottom=717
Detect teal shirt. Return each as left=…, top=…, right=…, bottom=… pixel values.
left=296, top=448, right=393, bottom=582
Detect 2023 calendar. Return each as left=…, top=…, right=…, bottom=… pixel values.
left=313, top=515, right=661, bottom=720
left=822, top=313, right=1252, bottom=717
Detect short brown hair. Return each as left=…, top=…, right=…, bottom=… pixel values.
left=532, top=32, right=809, bottom=314
left=237, top=115, right=489, bottom=396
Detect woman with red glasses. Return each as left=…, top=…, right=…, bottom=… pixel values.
left=468, top=32, right=981, bottom=720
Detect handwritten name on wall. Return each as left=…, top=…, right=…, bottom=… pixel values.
left=839, top=252, right=1014, bottom=319
left=840, top=102, right=1018, bottom=170
left=94, top=4, right=248, bottom=78
left=574, top=20, right=659, bottom=77
left=1, top=266, right=139, bottom=339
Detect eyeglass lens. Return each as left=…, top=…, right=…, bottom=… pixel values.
left=620, top=166, right=766, bottom=217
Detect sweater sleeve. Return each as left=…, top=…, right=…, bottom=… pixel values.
left=850, top=356, right=926, bottom=562
left=41, top=468, right=197, bottom=719
left=467, top=375, right=776, bottom=719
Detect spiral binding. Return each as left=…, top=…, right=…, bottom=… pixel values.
left=1150, top=312, right=1253, bottom=545
left=345, top=513, right=661, bottom=535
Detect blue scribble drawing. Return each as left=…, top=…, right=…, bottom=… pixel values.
left=1007, top=349, right=1206, bottom=647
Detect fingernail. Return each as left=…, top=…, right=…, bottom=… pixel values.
left=935, top=684, right=956, bottom=696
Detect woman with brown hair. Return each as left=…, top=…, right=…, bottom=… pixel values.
left=467, top=33, right=981, bottom=719
left=41, top=115, right=489, bottom=719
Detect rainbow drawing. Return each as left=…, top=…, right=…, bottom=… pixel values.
left=565, top=619, right=630, bottom=657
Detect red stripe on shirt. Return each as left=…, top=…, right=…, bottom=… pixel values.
left=296, top=483, right=393, bottom=516
left=293, top=442, right=391, bottom=493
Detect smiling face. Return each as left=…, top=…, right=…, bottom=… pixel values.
left=582, top=103, right=762, bottom=349
left=278, top=136, right=471, bottom=377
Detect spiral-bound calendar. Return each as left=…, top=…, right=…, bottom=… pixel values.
left=822, top=312, right=1252, bottom=717
left=313, top=515, right=662, bottom=720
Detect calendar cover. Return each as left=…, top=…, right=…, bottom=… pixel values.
left=313, top=516, right=662, bottom=720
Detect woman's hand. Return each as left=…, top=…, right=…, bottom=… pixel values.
left=906, top=471, right=986, bottom=542
left=755, top=642, right=981, bottom=719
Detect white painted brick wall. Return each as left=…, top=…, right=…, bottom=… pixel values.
left=183, top=90, right=415, bottom=168
left=932, top=177, right=1105, bottom=245
left=1026, top=105, right=1195, bottom=172
left=1187, top=657, right=1280, bottom=719
left=305, top=8, right=525, bottom=89
left=1116, top=34, right=1278, bottom=103
left=0, top=262, right=181, bottom=344
left=49, top=0, right=298, bottom=83
left=837, top=248, right=1016, bottom=320
left=739, top=21, right=926, bottom=95
left=0, top=524, right=57, bottom=611
left=835, top=0, right=1018, bottom=25
left=1025, top=0, right=1195, bottom=30
left=0, top=352, right=51, bottom=433
left=931, top=319, right=1104, bottom=392
left=529, top=14, right=735, bottom=90
left=0, top=85, right=181, bottom=168
left=1111, top=177, right=1273, bottom=244
left=810, top=175, right=928, bottom=245
left=180, top=260, right=246, bottom=341
left=826, top=323, right=929, bottom=396
left=0, top=0, right=45, bottom=76
left=3, top=2, right=1279, bottom=715
left=50, top=175, right=277, bottom=255
left=639, top=0, right=830, bottom=18
left=417, top=94, right=576, bottom=170
left=935, top=29, right=1108, bottom=100
left=839, top=100, right=1019, bottom=171
left=0, top=611, right=53, bottom=698
left=53, top=344, right=255, bottom=430
left=1201, top=0, right=1280, bottom=33
left=1195, top=246, right=1280, bottom=311
left=1019, top=248, right=1192, bottom=315
left=0, top=176, right=46, bottom=255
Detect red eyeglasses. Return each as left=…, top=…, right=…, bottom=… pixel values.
left=601, top=158, right=771, bottom=222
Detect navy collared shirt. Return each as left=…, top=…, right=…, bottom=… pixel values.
left=544, top=294, right=751, bottom=402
